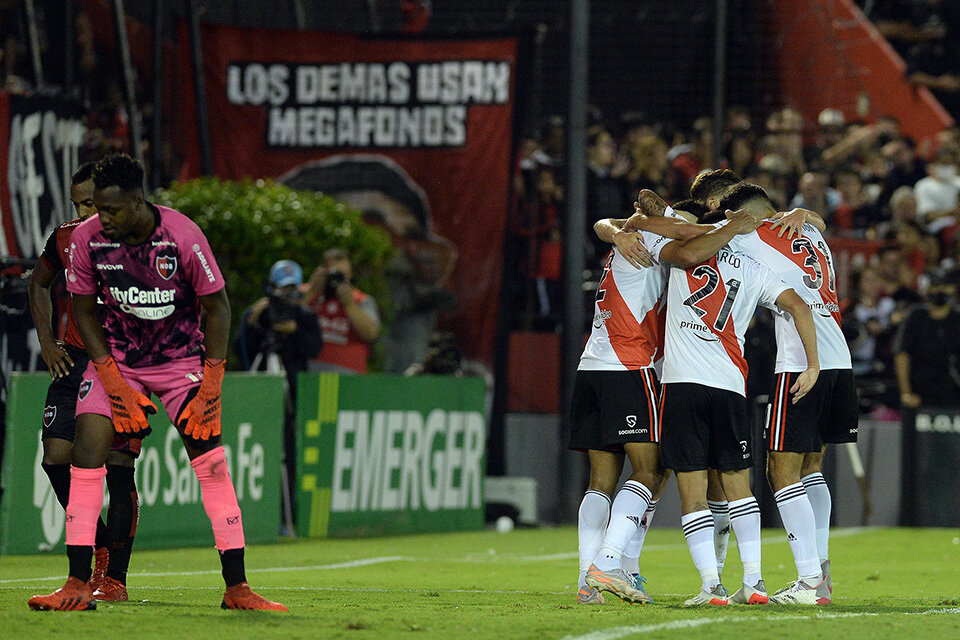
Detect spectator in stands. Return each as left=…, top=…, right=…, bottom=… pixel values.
left=834, top=168, right=880, bottom=234
left=894, top=268, right=960, bottom=409
left=790, top=171, right=841, bottom=219
left=880, top=138, right=926, bottom=205
left=913, top=146, right=960, bottom=235
left=586, top=127, right=629, bottom=263
left=846, top=267, right=897, bottom=376
left=304, top=248, right=380, bottom=375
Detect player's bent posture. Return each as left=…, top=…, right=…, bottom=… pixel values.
left=568, top=217, right=666, bottom=606
left=688, top=170, right=829, bottom=578
left=28, top=162, right=141, bottom=601
left=648, top=219, right=820, bottom=607
left=715, top=184, right=855, bottom=604
left=578, top=199, right=761, bottom=605
left=28, top=155, right=286, bottom=612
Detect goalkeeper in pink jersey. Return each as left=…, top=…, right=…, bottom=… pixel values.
left=29, top=154, right=286, bottom=612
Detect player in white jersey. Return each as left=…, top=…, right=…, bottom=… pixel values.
left=634, top=182, right=827, bottom=582
left=713, top=183, right=857, bottom=604
left=570, top=201, right=761, bottom=605
left=577, top=206, right=763, bottom=604
left=647, top=220, right=820, bottom=607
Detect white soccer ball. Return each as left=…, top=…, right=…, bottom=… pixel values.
left=495, top=516, right=515, bottom=533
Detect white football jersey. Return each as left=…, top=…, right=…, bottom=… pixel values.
left=578, top=231, right=669, bottom=371
left=649, top=237, right=790, bottom=397
left=725, top=220, right=852, bottom=372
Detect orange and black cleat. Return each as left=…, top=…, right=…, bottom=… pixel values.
left=221, top=582, right=288, bottom=611
left=28, top=577, right=97, bottom=611
left=93, top=576, right=128, bottom=601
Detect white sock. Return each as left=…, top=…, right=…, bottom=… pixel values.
left=621, top=499, right=658, bottom=573
left=729, top=497, right=762, bottom=587
left=595, top=481, right=652, bottom=571
left=578, top=490, right=611, bottom=588
left=708, top=499, right=730, bottom=573
left=774, top=483, right=822, bottom=583
left=682, top=510, right=719, bottom=591
left=802, top=472, right=831, bottom=563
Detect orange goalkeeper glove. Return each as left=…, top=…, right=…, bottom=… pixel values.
left=178, top=358, right=225, bottom=440
left=92, top=355, right=157, bottom=434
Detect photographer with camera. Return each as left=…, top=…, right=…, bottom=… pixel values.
left=236, top=260, right=322, bottom=390
left=303, top=248, right=380, bottom=375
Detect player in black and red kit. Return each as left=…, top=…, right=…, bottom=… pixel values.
left=27, top=163, right=141, bottom=601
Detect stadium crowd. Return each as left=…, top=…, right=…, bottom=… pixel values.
left=511, top=106, right=960, bottom=416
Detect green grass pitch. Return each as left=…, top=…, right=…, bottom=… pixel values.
left=1, top=527, right=958, bottom=639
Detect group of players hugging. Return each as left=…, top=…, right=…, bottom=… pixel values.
left=27, top=154, right=286, bottom=611
left=572, top=170, right=856, bottom=606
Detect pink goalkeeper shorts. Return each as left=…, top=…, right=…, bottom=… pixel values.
left=76, top=355, right=203, bottom=424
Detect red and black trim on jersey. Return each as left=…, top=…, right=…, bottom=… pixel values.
left=40, top=218, right=85, bottom=350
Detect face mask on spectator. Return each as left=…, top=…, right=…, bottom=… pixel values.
left=933, top=165, right=957, bottom=180
left=928, top=291, right=952, bottom=307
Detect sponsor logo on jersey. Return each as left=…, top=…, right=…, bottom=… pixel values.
left=593, top=309, right=612, bottom=328
left=680, top=320, right=719, bottom=342
left=108, top=286, right=177, bottom=320
left=192, top=243, right=216, bottom=283
left=78, top=380, right=92, bottom=400
left=808, top=301, right=840, bottom=317
left=42, top=405, right=57, bottom=428
left=626, top=415, right=637, bottom=428
left=90, top=241, right=120, bottom=248
left=156, top=254, right=178, bottom=280
left=152, top=240, right=177, bottom=247
left=96, top=263, right=124, bottom=271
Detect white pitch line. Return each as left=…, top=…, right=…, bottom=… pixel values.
left=0, top=555, right=408, bottom=584
left=561, top=609, right=960, bottom=640
left=0, top=528, right=881, bottom=585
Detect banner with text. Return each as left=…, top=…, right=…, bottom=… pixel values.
left=175, top=25, right=517, bottom=366
left=901, top=407, right=960, bottom=527
left=0, top=93, right=85, bottom=260
left=296, top=373, right=486, bottom=538
left=0, top=373, right=283, bottom=555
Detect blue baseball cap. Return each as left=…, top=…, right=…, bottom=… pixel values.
left=269, top=260, right=303, bottom=288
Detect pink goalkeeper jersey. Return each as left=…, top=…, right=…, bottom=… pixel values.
left=66, top=205, right=225, bottom=367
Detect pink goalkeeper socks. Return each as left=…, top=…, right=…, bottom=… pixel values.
left=190, top=446, right=246, bottom=550
left=65, top=466, right=107, bottom=546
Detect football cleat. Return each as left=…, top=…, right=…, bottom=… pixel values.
left=27, top=577, right=97, bottom=611
left=89, top=547, right=109, bottom=594
left=93, top=576, right=128, bottom=601
left=822, top=559, right=832, bottom=594
left=729, top=579, right=768, bottom=605
left=221, top=582, right=288, bottom=611
left=769, top=578, right=830, bottom=605
left=585, top=565, right=654, bottom=604
left=577, top=586, right=605, bottom=605
left=683, top=583, right=729, bottom=606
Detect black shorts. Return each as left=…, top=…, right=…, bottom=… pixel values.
left=568, top=369, right=660, bottom=451
left=659, top=382, right=752, bottom=472
left=41, top=345, right=89, bottom=443
left=765, top=368, right=859, bottom=453
left=41, top=344, right=142, bottom=458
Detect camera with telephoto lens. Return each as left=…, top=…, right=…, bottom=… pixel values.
left=324, top=271, right=345, bottom=299
left=266, top=285, right=302, bottom=325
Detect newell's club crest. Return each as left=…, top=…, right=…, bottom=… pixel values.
left=42, top=405, right=57, bottom=428
left=156, top=254, right=178, bottom=280
left=78, top=380, right=93, bottom=401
